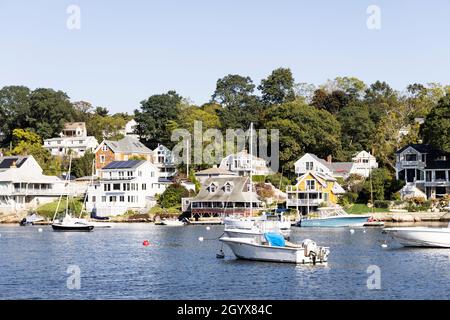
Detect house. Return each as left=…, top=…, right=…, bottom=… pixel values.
left=294, top=151, right=378, bottom=179
left=219, top=149, right=273, bottom=176
left=395, top=144, right=450, bottom=199
left=120, top=119, right=139, bottom=139
left=182, top=176, right=262, bottom=218
left=94, top=136, right=154, bottom=172
left=286, top=171, right=345, bottom=214
left=152, top=144, right=177, bottom=180
left=194, top=166, right=237, bottom=184
left=0, top=156, right=65, bottom=213
left=85, top=160, right=166, bottom=217
left=43, top=122, right=98, bottom=158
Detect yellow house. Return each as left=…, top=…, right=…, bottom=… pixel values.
left=286, top=171, right=345, bottom=214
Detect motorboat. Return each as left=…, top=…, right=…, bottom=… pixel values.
left=263, top=212, right=292, bottom=230
left=19, top=213, right=45, bottom=226
left=52, top=214, right=94, bottom=232
left=160, top=219, right=185, bottom=226
left=298, top=207, right=370, bottom=227
left=220, top=232, right=329, bottom=264
left=383, top=225, right=450, bottom=247
left=223, top=216, right=260, bottom=229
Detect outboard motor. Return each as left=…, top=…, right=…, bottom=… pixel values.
left=302, top=239, right=318, bottom=257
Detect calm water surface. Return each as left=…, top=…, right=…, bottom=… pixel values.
left=0, top=223, right=449, bottom=300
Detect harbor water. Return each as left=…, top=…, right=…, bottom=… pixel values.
left=0, top=223, right=449, bottom=300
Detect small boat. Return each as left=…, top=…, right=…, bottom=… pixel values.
left=383, top=226, right=450, bottom=247
left=19, top=213, right=45, bottom=226
left=298, top=207, right=370, bottom=227
left=220, top=232, right=329, bottom=264
left=223, top=216, right=260, bottom=229
left=160, top=219, right=185, bottom=226
left=52, top=214, right=94, bottom=232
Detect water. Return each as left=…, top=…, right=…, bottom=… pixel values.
left=0, top=223, right=449, bottom=300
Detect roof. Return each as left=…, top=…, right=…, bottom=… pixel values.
left=63, top=122, right=86, bottom=130
left=192, top=176, right=261, bottom=203
left=195, top=167, right=237, bottom=176
left=396, top=144, right=435, bottom=154
left=102, top=136, right=153, bottom=154
left=0, top=156, right=29, bottom=170
left=328, top=162, right=353, bottom=173
left=103, top=160, right=146, bottom=170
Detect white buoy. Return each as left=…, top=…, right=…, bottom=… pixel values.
left=198, top=237, right=204, bottom=242
left=206, top=226, right=210, bottom=231
left=349, top=229, right=355, bottom=234
left=363, top=229, right=366, bottom=233
left=381, top=243, right=388, bottom=248
left=38, top=228, right=43, bottom=233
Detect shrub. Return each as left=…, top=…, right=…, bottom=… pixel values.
left=374, top=200, right=390, bottom=209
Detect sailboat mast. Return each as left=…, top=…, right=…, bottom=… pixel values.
left=249, top=122, right=253, bottom=216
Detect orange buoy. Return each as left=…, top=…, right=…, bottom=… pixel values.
left=143, top=240, right=150, bottom=246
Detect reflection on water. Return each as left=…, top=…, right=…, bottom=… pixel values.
left=0, top=223, right=449, bottom=300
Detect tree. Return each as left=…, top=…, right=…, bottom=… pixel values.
left=71, top=151, right=95, bottom=178
left=311, top=89, right=349, bottom=114
left=212, top=74, right=255, bottom=108
left=421, top=94, right=450, bottom=152
left=72, top=101, right=94, bottom=122
left=258, top=67, right=295, bottom=105
left=7, top=129, right=62, bottom=176
left=157, top=183, right=190, bottom=209
left=0, top=86, right=32, bottom=146
left=264, top=99, right=342, bottom=175
left=134, top=90, right=182, bottom=147
left=360, top=168, right=395, bottom=201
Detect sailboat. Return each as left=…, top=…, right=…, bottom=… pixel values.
left=51, top=156, right=94, bottom=232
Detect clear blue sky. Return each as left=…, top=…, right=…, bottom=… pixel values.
left=1, top=0, right=449, bottom=113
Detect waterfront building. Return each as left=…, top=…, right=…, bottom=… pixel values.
left=151, top=144, right=177, bottom=180
left=94, top=136, right=153, bottom=172
left=294, top=151, right=378, bottom=179
left=43, top=122, right=98, bottom=158
left=286, top=171, right=345, bottom=214
left=219, top=149, right=273, bottom=176
left=85, top=160, right=166, bottom=217
left=395, top=144, right=450, bottom=199
left=0, top=155, right=65, bottom=213
left=182, top=176, right=262, bottom=218
left=194, top=166, right=237, bottom=184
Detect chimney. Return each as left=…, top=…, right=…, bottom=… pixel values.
left=326, top=155, right=332, bottom=164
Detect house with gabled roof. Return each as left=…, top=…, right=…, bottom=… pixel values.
left=182, top=176, right=262, bottom=218
left=396, top=143, right=450, bottom=199
left=286, top=170, right=345, bottom=214
left=194, top=166, right=237, bottom=184
left=94, top=136, right=153, bottom=172
left=219, top=149, right=273, bottom=176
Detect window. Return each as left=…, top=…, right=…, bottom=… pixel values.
left=151, top=171, right=155, bottom=178
left=138, top=171, right=142, bottom=177
left=119, top=196, right=125, bottom=202
left=102, top=145, right=108, bottom=151
left=405, top=154, right=417, bottom=161
left=142, top=184, right=147, bottom=191
left=104, top=184, right=111, bottom=191
left=363, top=159, right=369, bottom=163
left=91, top=196, right=96, bottom=202
left=109, top=196, right=117, bottom=202
left=119, top=172, right=125, bottom=179
left=127, top=171, right=133, bottom=178
left=435, top=170, right=446, bottom=181
left=224, top=183, right=232, bottom=193
left=123, top=183, right=130, bottom=191
left=306, top=180, right=316, bottom=190
left=436, top=155, right=447, bottom=161
left=100, top=155, right=106, bottom=163
left=101, top=196, right=106, bottom=202
left=306, top=162, right=314, bottom=170
left=113, top=184, right=121, bottom=191
left=208, top=183, right=217, bottom=192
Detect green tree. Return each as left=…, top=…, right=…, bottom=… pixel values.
left=158, top=183, right=190, bottom=209
left=258, top=67, right=295, bottom=105
left=421, top=94, right=450, bottom=152
left=71, top=151, right=95, bottom=178
left=134, top=90, right=182, bottom=147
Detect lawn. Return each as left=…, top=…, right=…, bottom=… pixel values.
left=345, top=203, right=388, bottom=214
left=36, top=198, right=84, bottom=219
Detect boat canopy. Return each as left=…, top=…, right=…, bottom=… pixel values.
left=264, top=232, right=285, bottom=247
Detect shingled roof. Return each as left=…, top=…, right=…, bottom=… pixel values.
left=192, top=176, right=261, bottom=203
left=102, top=136, right=153, bottom=154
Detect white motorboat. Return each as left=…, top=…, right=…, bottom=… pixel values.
left=160, top=219, right=185, bottom=226
left=383, top=226, right=450, bottom=248
left=75, top=219, right=114, bottom=228
left=220, top=233, right=329, bottom=264
left=223, top=216, right=260, bottom=229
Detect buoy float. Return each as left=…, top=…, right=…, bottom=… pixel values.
left=198, top=237, right=204, bottom=242
left=143, top=240, right=150, bottom=246
left=381, top=243, right=388, bottom=248
left=38, top=228, right=43, bottom=233
left=349, top=229, right=355, bottom=234
left=206, top=226, right=211, bottom=231
left=363, top=229, right=366, bottom=233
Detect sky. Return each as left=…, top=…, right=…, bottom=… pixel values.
left=1, top=0, right=450, bottom=113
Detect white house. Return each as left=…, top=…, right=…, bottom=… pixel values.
left=121, top=119, right=139, bottom=139
left=294, top=151, right=378, bottom=179
left=85, top=160, right=166, bottom=217
left=152, top=144, right=177, bottom=180
left=0, top=156, right=65, bottom=213
left=43, top=122, right=98, bottom=158
left=194, top=166, right=237, bottom=184
left=219, top=149, right=273, bottom=176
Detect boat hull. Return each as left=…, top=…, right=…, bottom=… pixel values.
left=220, top=237, right=327, bottom=264
left=51, top=224, right=94, bottom=231
left=383, top=227, right=450, bottom=247
left=300, top=215, right=370, bottom=227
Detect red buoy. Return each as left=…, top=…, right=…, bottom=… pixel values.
left=143, top=240, right=150, bottom=246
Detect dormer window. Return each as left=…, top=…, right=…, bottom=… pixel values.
left=436, top=155, right=447, bottom=161
left=207, top=183, right=218, bottom=193
left=306, top=162, right=313, bottom=170
left=405, top=154, right=417, bottom=161
left=223, top=182, right=233, bottom=193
